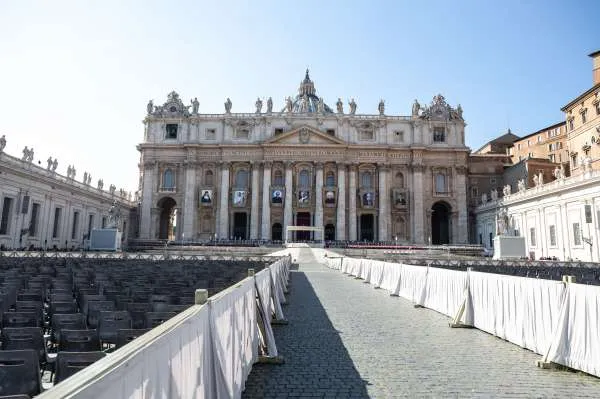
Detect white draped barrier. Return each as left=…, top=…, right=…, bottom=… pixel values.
left=38, top=256, right=291, bottom=399
left=543, top=283, right=600, bottom=377
left=329, top=256, right=600, bottom=378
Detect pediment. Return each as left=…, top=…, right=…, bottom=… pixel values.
left=263, top=125, right=346, bottom=145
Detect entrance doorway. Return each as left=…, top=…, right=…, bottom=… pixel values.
left=271, top=223, right=282, bottom=241
left=157, top=197, right=176, bottom=240
left=431, top=202, right=451, bottom=244
left=324, top=224, right=335, bottom=241
left=233, top=212, right=247, bottom=240
left=296, top=212, right=311, bottom=241
left=359, top=214, right=374, bottom=241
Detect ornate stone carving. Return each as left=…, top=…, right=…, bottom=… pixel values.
left=299, top=128, right=310, bottom=144
left=191, top=97, right=199, bottom=114
left=502, top=184, right=511, bottom=196
left=419, top=94, right=463, bottom=121
left=22, top=146, right=34, bottom=163
left=266, top=97, right=273, bottom=114
left=150, top=91, right=190, bottom=118
left=285, top=97, right=293, bottom=113
left=47, top=157, right=53, bottom=170
left=336, top=98, right=343, bottom=114
left=97, top=179, right=104, bottom=190
left=52, top=158, right=58, bottom=172
left=0, top=135, right=5, bottom=153
left=490, top=188, right=498, bottom=201
left=224, top=98, right=232, bottom=114
left=517, top=179, right=526, bottom=192
left=412, top=99, right=420, bottom=118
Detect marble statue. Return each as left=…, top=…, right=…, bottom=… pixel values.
left=46, top=157, right=53, bottom=170
left=97, top=179, right=104, bottom=190
left=582, top=156, right=592, bottom=172
left=538, top=171, right=544, bottom=185
left=285, top=97, right=293, bottom=113
left=83, top=172, right=88, bottom=184
left=518, top=179, right=526, bottom=192
left=147, top=100, right=153, bottom=115
left=490, top=188, right=498, bottom=201
left=224, top=98, right=232, bottom=114
left=107, top=200, right=122, bottom=229
left=496, top=208, right=509, bottom=235
left=0, top=135, right=5, bottom=152
left=378, top=99, right=385, bottom=115
left=109, top=184, right=116, bottom=195
left=317, top=97, right=324, bottom=113
left=560, top=163, right=565, bottom=178
left=412, top=99, right=420, bottom=117
left=51, top=158, right=58, bottom=172
left=336, top=98, right=343, bottom=114
left=553, top=165, right=563, bottom=180
left=266, top=97, right=273, bottom=113
left=533, top=174, right=539, bottom=187
left=87, top=174, right=92, bottom=185
left=348, top=98, right=357, bottom=115
left=255, top=97, right=263, bottom=114
left=71, top=166, right=76, bottom=179
left=457, top=104, right=463, bottom=118
left=481, top=193, right=487, bottom=203
left=300, top=96, right=308, bottom=112
left=191, top=97, right=199, bottom=114
left=502, top=184, right=511, bottom=196
left=22, top=146, right=29, bottom=161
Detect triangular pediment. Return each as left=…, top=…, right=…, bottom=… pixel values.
left=263, top=125, right=346, bottom=145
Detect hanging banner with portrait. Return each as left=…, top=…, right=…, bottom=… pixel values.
left=359, top=189, right=375, bottom=209
left=232, top=190, right=248, bottom=207
left=392, top=188, right=408, bottom=209
left=297, top=190, right=310, bottom=207
left=199, top=189, right=213, bottom=207
left=271, top=187, right=284, bottom=206
left=323, top=188, right=337, bottom=207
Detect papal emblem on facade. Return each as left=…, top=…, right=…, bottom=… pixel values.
left=299, top=128, right=310, bottom=144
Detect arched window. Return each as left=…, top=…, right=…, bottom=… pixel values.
left=163, top=169, right=175, bottom=191
left=326, top=171, right=335, bottom=186
left=395, top=172, right=404, bottom=188
left=273, top=170, right=284, bottom=186
left=235, top=169, right=249, bottom=188
left=299, top=170, right=310, bottom=188
left=204, top=170, right=213, bottom=186
left=361, top=171, right=372, bottom=188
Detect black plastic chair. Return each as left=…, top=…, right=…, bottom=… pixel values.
left=86, top=301, right=115, bottom=329
left=125, top=302, right=152, bottom=329
left=49, top=301, right=77, bottom=316
left=0, top=349, right=41, bottom=396
left=50, top=313, right=86, bottom=344
left=15, top=301, right=44, bottom=321
left=0, top=327, right=46, bottom=365
left=54, top=351, right=106, bottom=384
left=144, top=311, right=177, bottom=329
left=58, top=329, right=100, bottom=352
left=98, top=311, right=131, bottom=345
left=2, top=312, right=40, bottom=328
left=116, top=328, right=151, bottom=349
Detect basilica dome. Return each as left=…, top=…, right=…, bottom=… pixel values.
left=284, top=70, right=334, bottom=114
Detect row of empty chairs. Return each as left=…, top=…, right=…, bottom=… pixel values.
left=0, top=256, right=268, bottom=397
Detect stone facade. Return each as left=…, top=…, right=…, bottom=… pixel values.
left=0, top=146, right=135, bottom=250
left=137, top=72, right=469, bottom=244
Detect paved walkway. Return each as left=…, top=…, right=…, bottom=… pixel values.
left=243, top=249, right=600, bottom=398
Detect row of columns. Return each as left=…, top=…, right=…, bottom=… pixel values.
left=198, top=161, right=392, bottom=241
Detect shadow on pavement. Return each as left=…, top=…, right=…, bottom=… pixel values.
left=243, top=270, right=370, bottom=398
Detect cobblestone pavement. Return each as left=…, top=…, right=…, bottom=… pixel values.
left=243, top=249, right=600, bottom=398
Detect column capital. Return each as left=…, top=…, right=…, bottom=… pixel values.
left=314, top=162, right=324, bottom=170
left=348, top=162, right=359, bottom=172
left=285, top=161, right=294, bottom=169
left=454, top=165, right=468, bottom=175
left=410, top=163, right=425, bottom=173
left=218, top=161, right=230, bottom=169
left=377, top=163, right=391, bottom=171
left=262, top=160, right=273, bottom=168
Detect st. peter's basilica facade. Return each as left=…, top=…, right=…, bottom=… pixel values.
left=138, top=71, right=469, bottom=244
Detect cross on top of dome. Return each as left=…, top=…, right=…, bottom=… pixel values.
left=298, top=68, right=316, bottom=97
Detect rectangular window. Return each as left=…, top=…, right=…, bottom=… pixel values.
left=205, top=128, right=216, bottom=140
left=489, top=232, right=493, bottom=247
left=549, top=154, right=555, bottom=162
left=548, top=144, right=552, bottom=151
left=537, top=136, right=542, bottom=143
left=274, top=128, right=284, bottom=136
left=29, top=203, right=40, bottom=237
left=0, top=197, right=13, bottom=235
left=52, top=208, right=62, bottom=238
left=581, top=110, right=587, bottom=124
left=433, top=127, right=445, bottom=143
left=102, top=217, right=107, bottom=229
left=572, top=223, right=581, bottom=245
left=595, top=102, right=600, bottom=115
left=517, top=143, right=522, bottom=150
left=527, top=140, right=531, bottom=147
left=71, top=211, right=79, bottom=240
left=435, top=174, right=447, bottom=193
left=549, top=225, right=556, bottom=246
left=529, top=227, right=536, bottom=247
left=568, top=119, right=574, bottom=130
left=87, top=214, right=94, bottom=237
left=470, top=186, right=478, bottom=198
left=235, top=128, right=250, bottom=139
left=326, top=129, right=335, bottom=136
left=165, top=124, right=178, bottom=139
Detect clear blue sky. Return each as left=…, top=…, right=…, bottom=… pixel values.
left=1, top=1, right=598, bottom=192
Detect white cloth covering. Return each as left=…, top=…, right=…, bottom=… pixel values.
left=255, top=268, right=278, bottom=357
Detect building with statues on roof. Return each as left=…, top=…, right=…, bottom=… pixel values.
left=137, top=70, right=469, bottom=244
